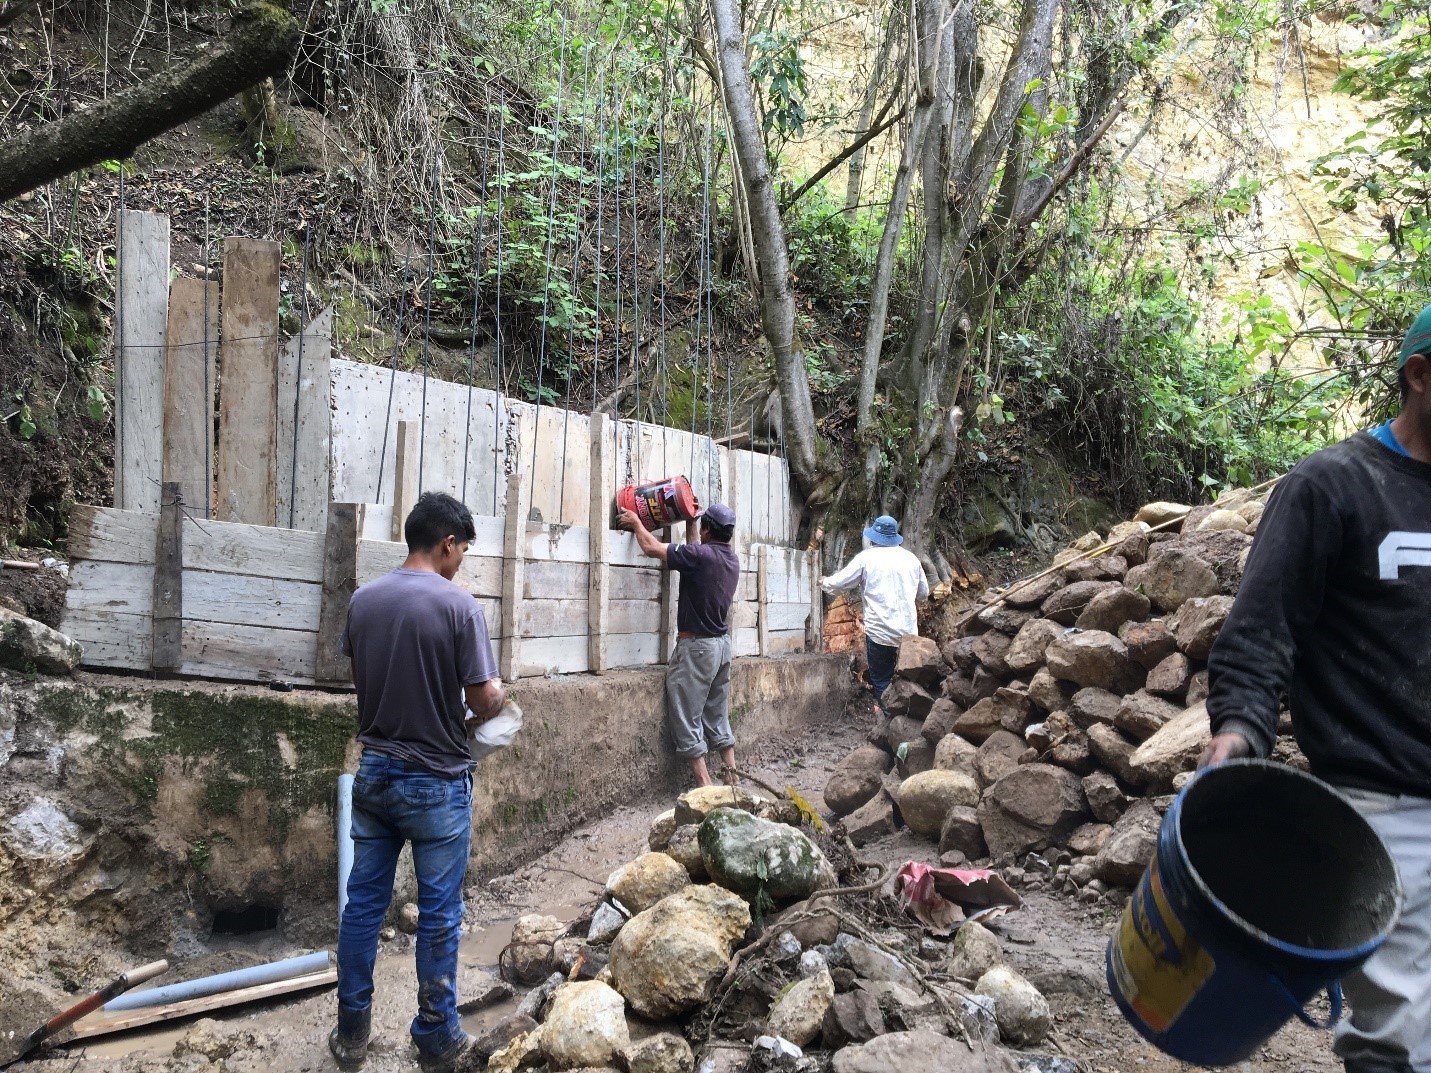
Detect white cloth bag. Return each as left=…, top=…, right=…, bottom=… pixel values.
left=466, top=699, right=523, bottom=762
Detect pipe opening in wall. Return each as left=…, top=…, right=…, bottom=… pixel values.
left=212, top=903, right=280, bottom=935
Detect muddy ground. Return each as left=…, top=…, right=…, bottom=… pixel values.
left=3, top=709, right=1340, bottom=1073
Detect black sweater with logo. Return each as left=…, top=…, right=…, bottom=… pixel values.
left=1207, top=432, right=1431, bottom=797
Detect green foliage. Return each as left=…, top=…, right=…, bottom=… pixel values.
left=750, top=27, right=809, bottom=141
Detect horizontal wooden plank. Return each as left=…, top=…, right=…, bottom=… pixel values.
left=67, top=505, right=158, bottom=565
left=732, top=627, right=760, bottom=658
left=609, top=565, right=663, bottom=602
left=182, top=516, right=325, bottom=582
left=729, top=601, right=758, bottom=630
left=517, top=632, right=661, bottom=676
left=768, top=602, right=812, bottom=632
left=517, top=597, right=660, bottom=639
left=355, top=541, right=503, bottom=598
left=184, top=570, right=323, bottom=631
left=766, top=628, right=807, bottom=655
left=65, top=560, right=155, bottom=616
left=181, top=620, right=318, bottom=682
left=60, top=608, right=152, bottom=670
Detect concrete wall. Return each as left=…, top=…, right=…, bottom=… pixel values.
left=0, top=655, right=847, bottom=951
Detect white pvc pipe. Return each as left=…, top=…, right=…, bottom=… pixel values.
left=102, top=951, right=332, bottom=1011
left=337, top=773, right=355, bottom=919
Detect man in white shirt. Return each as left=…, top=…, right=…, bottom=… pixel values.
left=820, top=515, right=929, bottom=705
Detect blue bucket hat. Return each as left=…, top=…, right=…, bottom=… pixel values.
left=1399, top=302, right=1431, bottom=369
left=864, top=515, right=902, bottom=546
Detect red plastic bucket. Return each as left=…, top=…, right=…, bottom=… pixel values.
left=617, top=475, right=698, bottom=529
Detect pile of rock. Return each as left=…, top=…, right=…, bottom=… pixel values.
left=482, top=785, right=1061, bottom=1073
left=822, top=491, right=1306, bottom=903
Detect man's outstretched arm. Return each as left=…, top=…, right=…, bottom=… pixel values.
left=616, top=508, right=670, bottom=562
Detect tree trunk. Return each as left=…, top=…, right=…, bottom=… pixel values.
left=0, top=3, right=300, bottom=202
left=709, top=0, right=819, bottom=500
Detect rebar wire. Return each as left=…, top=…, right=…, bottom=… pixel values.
left=287, top=230, right=310, bottom=529
left=692, top=95, right=712, bottom=484
left=612, top=96, right=624, bottom=482
left=462, top=103, right=492, bottom=507
left=529, top=19, right=569, bottom=490
left=492, top=101, right=507, bottom=513
left=591, top=71, right=606, bottom=420
left=629, top=131, right=642, bottom=481
left=656, top=15, right=670, bottom=480
left=705, top=101, right=718, bottom=449
left=418, top=162, right=441, bottom=497
left=201, top=197, right=212, bottom=518
left=375, top=244, right=415, bottom=505
left=558, top=47, right=592, bottom=524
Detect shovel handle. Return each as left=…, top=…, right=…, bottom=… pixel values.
left=18, top=959, right=171, bottom=1057
left=122, top=960, right=170, bottom=989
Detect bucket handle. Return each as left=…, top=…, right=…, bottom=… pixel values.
left=1270, top=975, right=1344, bottom=1031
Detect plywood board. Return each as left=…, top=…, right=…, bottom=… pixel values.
left=524, top=560, right=589, bottom=601
left=354, top=540, right=503, bottom=598
left=511, top=401, right=591, bottom=527
left=182, top=516, right=326, bottom=583
left=184, top=570, right=323, bottom=631
left=153, top=484, right=183, bottom=671
left=162, top=277, right=218, bottom=515
left=767, top=602, right=812, bottom=632
left=65, top=560, right=156, bottom=615
left=181, top=620, right=318, bottom=682
left=518, top=632, right=659, bottom=676
left=316, top=503, right=360, bottom=683
left=276, top=305, right=333, bottom=533
left=766, top=628, right=807, bottom=655
left=329, top=358, right=506, bottom=518
left=115, top=209, right=170, bottom=514
left=68, top=506, right=160, bottom=565
left=59, top=608, right=153, bottom=670
left=216, top=237, right=281, bottom=525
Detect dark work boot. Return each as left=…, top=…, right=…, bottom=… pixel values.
left=416, top=1031, right=478, bottom=1073
left=328, top=1007, right=371, bottom=1070
left=1344, top=1059, right=1414, bottom=1073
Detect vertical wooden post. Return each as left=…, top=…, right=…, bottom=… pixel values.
left=276, top=304, right=334, bottom=533
left=500, top=471, right=530, bottom=681
left=391, top=420, right=420, bottom=541
left=216, top=237, right=281, bottom=525
left=162, top=277, right=218, bottom=517
left=588, top=413, right=612, bottom=674
left=115, top=209, right=170, bottom=514
left=756, top=544, right=770, bottom=656
left=727, top=450, right=743, bottom=553
left=659, top=525, right=682, bottom=663
left=807, top=547, right=824, bottom=653
left=151, top=482, right=183, bottom=673
left=316, top=503, right=361, bottom=683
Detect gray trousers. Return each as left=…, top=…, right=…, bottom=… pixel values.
left=1335, top=788, right=1431, bottom=1073
left=665, top=635, right=735, bottom=761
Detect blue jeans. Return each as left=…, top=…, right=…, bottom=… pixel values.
left=337, top=751, right=473, bottom=1057
left=866, top=639, right=898, bottom=703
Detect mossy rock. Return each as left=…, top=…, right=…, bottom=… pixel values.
left=697, top=806, right=834, bottom=905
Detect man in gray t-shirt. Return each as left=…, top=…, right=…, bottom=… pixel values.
left=332, top=492, right=504, bottom=1073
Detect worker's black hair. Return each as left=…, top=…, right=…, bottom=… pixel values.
left=702, top=520, right=735, bottom=544
left=404, top=492, right=476, bottom=552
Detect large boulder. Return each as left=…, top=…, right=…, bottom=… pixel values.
left=698, top=808, right=834, bottom=904
left=823, top=991, right=888, bottom=1048
left=976, top=604, right=1033, bottom=635
left=882, top=679, right=936, bottom=720
left=1125, top=548, right=1219, bottom=613
left=1129, top=702, right=1210, bottom=786
left=510, top=915, right=566, bottom=981
left=971, top=632, right=1014, bottom=678
left=1028, top=667, right=1075, bottom=714
left=664, top=825, right=707, bottom=881
left=944, top=669, right=999, bottom=708
left=881, top=714, right=924, bottom=752
left=608, top=885, right=751, bottom=1018
left=939, top=805, right=988, bottom=860
left=1067, top=686, right=1120, bottom=729
left=895, top=634, right=949, bottom=688
left=897, top=770, right=980, bottom=838
left=1075, top=587, right=1151, bottom=634
left=943, top=636, right=980, bottom=673
left=974, top=966, right=1051, bottom=1047
left=934, top=733, right=979, bottom=779
left=1086, top=724, right=1142, bottom=786
left=1041, top=581, right=1122, bottom=626
left=1003, top=572, right=1066, bottom=609
left=1004, top=619, right=1064, bottom=677
left=0, top=609, right=81, bottom=674
left=648, top=810, right=679, bottom=851
left=976, top=764, right=1088, bottom=858
left=1135, top=501, right=1191, bottom=527
left=1170, top=595, right=1235, bottom=660
left=973, top=731, right=1026, bottom=789
left=921, top=698, right=962, bottom=745
left=843, top=791, right=896, bottom=847
left=831, top=1030, right=1019, bottom=1073
left=946, top=919, right=1001, bottom=981
left=765, top=969, right=835, bottom=1048
left=1063, top=554, right=1129, bottom=584
left=824, top=746, right=894, bottom=817
left=540, top=981, right=630, bottom=1069
left=1045, top=631, right=1144, bottom=693
left=1145, top=652, right=1193, bottom=698
left=1093, top=799, right=1161, bottom=887
left=1067, top=822, right=1113, bottom=856
left=606, top=853, right=691, bottom=916
left=618, top=1034, right=693, bottom=1073
left=1114, top=690, right=1182, bottom=743
left=1120, top=619, right=1178, bottom=669
left=675, top=786, right=762, bottom=826
left=1080, top=771, right=1128, bottom=824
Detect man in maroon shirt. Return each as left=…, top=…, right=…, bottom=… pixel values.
left=618, top=502, right=741, bottom=786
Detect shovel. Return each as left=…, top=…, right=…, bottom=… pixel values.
left=1, top=960, right=168, bottom=1068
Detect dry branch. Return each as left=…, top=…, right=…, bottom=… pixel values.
left=0, top=3, right=300, bottom=202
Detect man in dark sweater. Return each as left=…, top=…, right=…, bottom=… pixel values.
left=618, top=502, right=741, bottom=787
left=1201, top=308, right=1431, bottom=1073
left=332, top=493, right=505, bottom=1073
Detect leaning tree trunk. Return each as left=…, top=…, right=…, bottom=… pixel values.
left=0, top=3, right=299, bottom=202
left=708, top=0, right=820, bottom=503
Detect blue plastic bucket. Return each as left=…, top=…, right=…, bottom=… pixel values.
left=1106, top=759, right=1401, bottom=1066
